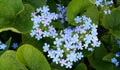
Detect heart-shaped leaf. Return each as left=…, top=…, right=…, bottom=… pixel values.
left=0, top=4, right=34, bottom=34
left=88, top=45, right=114, bottom=70
left=102, top=6, right=120, bottom=39
left=14, top=4, right=34, bottom=33
left=83, top=6, right=99, bottom=24
left=66, top=0, right=92, bottom=25
left=16, top=44, right=51, bottom=70
left=0, top=50, right=28, bottom=70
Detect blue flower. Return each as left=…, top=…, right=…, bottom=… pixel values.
left=0, top=41, right=7, bottom=50
left=12, top=43, right=18, bottom=49
left=57, top=4, right=67, bottom=24
left=117, top=40, right=120, bottom=45
left=115, top=37, right=120, bottom=48
left=115, top=62, right=119, bottom=67
left=66, top=62, right=73, bottom=68
left=111, top=57, right=119, bottom=67
left=54, top=38, right=62, bottom=47
left=110, top=41, right=120, bottom=67
left=111, top=57, right=117, bottom=64
left=43, top=43, right=50, bottom=52
left=115, top=52, right=120, bottom=57
left=74, top=16, right=82, bottom=23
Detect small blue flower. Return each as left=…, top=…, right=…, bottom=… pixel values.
left=111, top=57, right=119, bottom=67
left=0, top=41, right=7, bottom=50
left=54, top=38, right=63, bottom=47
left=74, top=16, right=82, bottom=23
left=115, top=37, right=120, bottom=48
left=57, top=4, right=67, bottom=24
left=43, top=43, right=50, bottom=52
left=115, top=52, right=120, bottom=57
left=111, top=57, right=117, bottom=64
left=117, top=40, right=120, bottom=45
left=12, top=43, right=18, bottom=49
left=66, top=62, right=73, bottom=68
left=115, top=62, right=119, bottom=67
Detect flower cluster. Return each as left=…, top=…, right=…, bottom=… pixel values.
left=95, top=0, right=113, bottom=14
left=0, top=41, right=7, bottom=50
left=111, top=53, right=120, bottom=67
left=30, top=5, right=101, bottom=68
left=56, top=4, right=67, bottom=24
left=43, top=15, right=101, bottom=68
left=30, top=6, right=58, bottom=40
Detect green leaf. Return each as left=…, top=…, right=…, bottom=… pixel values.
left=0, top=0, right=24, bottom=27
left=74, top=63, right=87, bottom=70
left=22, top=34, right=44, bottom=52
left=16, top=44, right=51, bottom=70
left=23, top=0, right=46, bottom=8
left=0, top=50, right=28, bottom=70
left=89, top=0, right=96, bottom=4
left=51, top=62, right=66, bottom=70
left=0, top=0, right=33, bottom=34
left=14, top=4, right=34, bottom=34
left=66, top=0, right=92, bottom=25
left=102, top=6, right=120, bottom=39
left=0, top=0, right=24, bottom=15
left=0, top=27, right=21, bottom=33
left=51, top=21, right=65, bottom=29
left=0, top=5, right=15, bottom=20
left=103, top=53, right=114, bottom=62
left=115, top=0, right=120, bottom=6
left=101, top=34, right=119, bottom=52
left=83, top=6, right=99, bottom=24
left=5, top=37, right=12, bottom=50
left=88, top=45, right=114, bottom=70
left=47, top=0, right=57, bottom=12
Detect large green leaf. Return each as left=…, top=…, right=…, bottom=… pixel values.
left=88, top=45, right=114, bottom=70
left=23, top=0, right=46, bottom=8
left=0, top=50, right=28, bottom=70
left=14, top=4, right=34, bottom=34
left=16, top=44, right=51, bottom=70
left=0, top=5, right=15, bottom=20
left=102, top=6, right=120, bottom=39
left=66, top=0, right=92, bottom=25
left=0, top=0, right=24, bottom=30
left=83, top=6, right=99, bottom=24
left=74, top=63, right=87, bottom=70
left=0, top=0, right=24, bottom=15
left=101, top=34, right=119, bottom=52
left=0, top=4, right=15, bottom=28
left=89, top=0, right=96, bottom=4
left=0, top=0, right=34, bottom=33
left=0, top=4, right=34, bottom=34
left=0, top=27, right=21, bottom=33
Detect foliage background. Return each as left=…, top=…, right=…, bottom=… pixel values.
left=0, top=0, right=120, bottom=70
